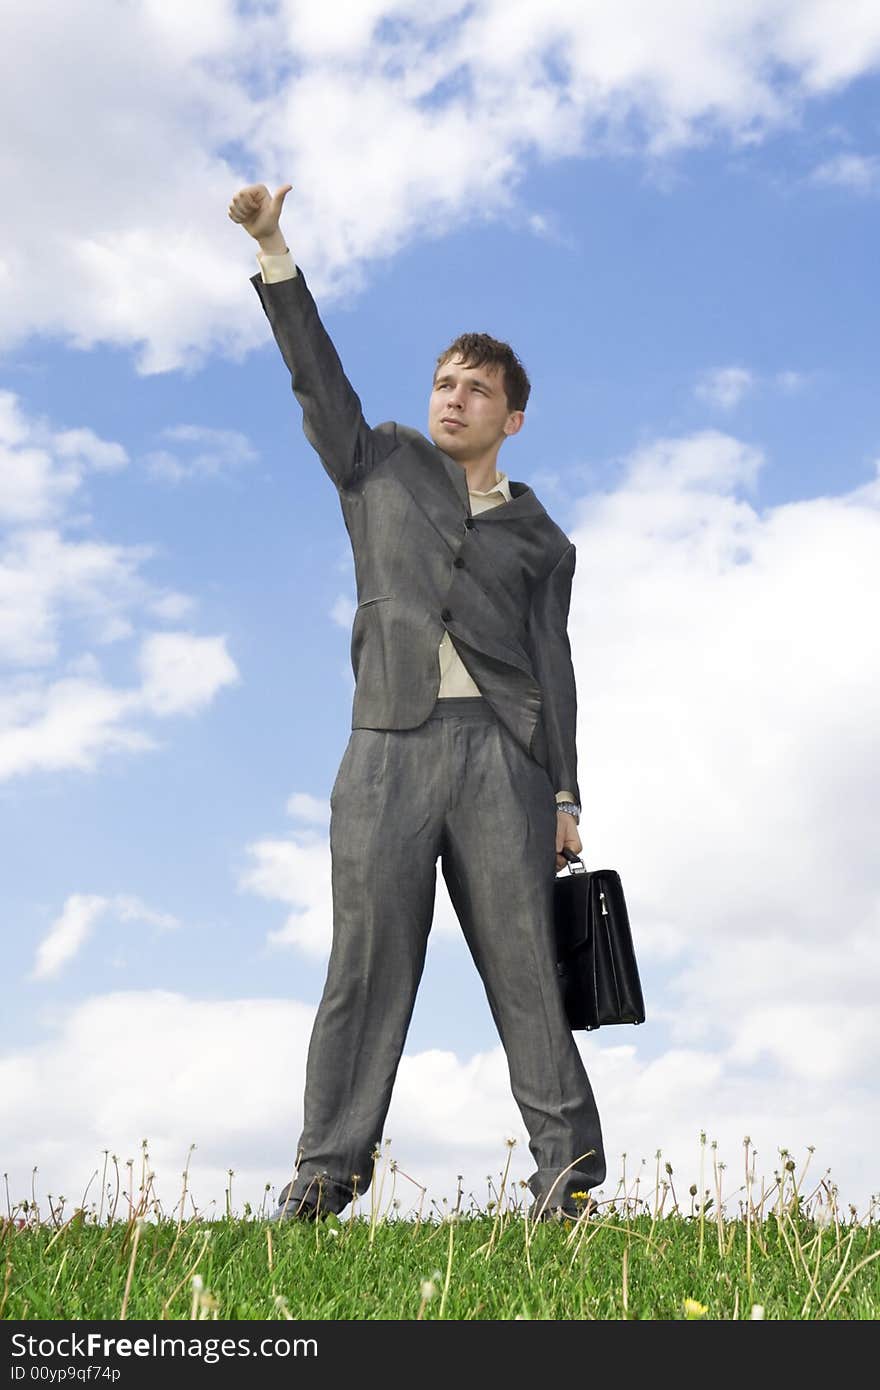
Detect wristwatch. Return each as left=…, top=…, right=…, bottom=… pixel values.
left=555, top=800, right=581, bottom=823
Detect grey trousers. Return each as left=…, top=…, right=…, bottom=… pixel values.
left=282, top=696, right=606, bottom=1214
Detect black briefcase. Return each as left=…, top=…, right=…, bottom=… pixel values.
left=553, top=849, right=646, bottom=1031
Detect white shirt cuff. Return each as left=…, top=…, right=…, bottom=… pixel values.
left=256, top=248, right=298, bottom=283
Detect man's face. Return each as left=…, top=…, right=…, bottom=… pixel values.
left=428, top=355, right=523, bottom=460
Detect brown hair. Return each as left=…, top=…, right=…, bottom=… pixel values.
left=435, top=332, right=530, bottom=412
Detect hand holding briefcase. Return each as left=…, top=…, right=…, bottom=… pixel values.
left=553, top=848, right=646, bottom=1031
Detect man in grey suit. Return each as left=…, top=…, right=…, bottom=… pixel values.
left=229, top=182, right=606, bottom=1221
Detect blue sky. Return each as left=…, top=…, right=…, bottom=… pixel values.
left=2, top=1, right=878, bottom=1221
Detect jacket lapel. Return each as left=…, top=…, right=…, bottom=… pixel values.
left=395, top=443, right=469, bottom=532
left=475, top=480, right=546, bottom=523
left=395, top=443, right=546, bottom=531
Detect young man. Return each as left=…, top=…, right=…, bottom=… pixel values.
left=229, top=182, right=606, bottom=1221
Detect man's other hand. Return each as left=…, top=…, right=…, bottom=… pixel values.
left=556, top=811, right=582, bottom=872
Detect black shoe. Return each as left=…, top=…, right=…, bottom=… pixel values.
left=538, top=1204, right=578, bottom=1223
left=271, top=1195, right=321, bottom=1223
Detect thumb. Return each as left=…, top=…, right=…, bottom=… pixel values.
left=273, top=183, right=293, bottom=211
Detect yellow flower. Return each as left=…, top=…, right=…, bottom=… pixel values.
left=683, top=1298, right=709, bottom=1319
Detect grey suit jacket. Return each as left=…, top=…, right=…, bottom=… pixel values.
left=251, top=267, right=581, bottom=808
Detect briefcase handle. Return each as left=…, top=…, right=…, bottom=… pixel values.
left=559, top=846, right=587, bottom=875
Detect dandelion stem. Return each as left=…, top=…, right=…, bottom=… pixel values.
left=119, top=1220, right=143, bottom=1320
left=438, top=1217, right=455, bottom=1319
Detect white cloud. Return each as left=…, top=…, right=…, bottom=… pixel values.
left=695, top=366, right=755, bottom=410
left=695, top=368, right=815, bottom=408
left=239, top=831, right=333, bottom=956
left=0, top=674, right=156, bottom=780
left=810, top=152, right=880, bottom=191
left=53, top=427, right=128, bottom=473
left=285, top=791, right=331, bottom=824
left=0, top=527, right=153, bottom=668
left=0, top=990, right=873, bottom=1222
left=0, top=392, right=241, bottom=780
left=0, top=634, right=240, bottom=780
left=146, top=592, right=198, bottom=622
left=0, top=991, right=317, bottom=1218
left=0, top=449, right=80, bottom=527
left=0, top=390, right=129, bottom=525
left=623, top=427, right=762, bottom=493
left=134, top=631, right=240, bottom=717
left=330, top=594, right=356, bottom=629
left=728, top=1003, right=877, bottom=1084
left=775, top=369, right=808, bottom=393
left=3, top=2, right=880, bottom=368
left=31, top=893, right=180, bottom=981
left=31, top=893, right=106, bottom=981
left=143, top=425, right=259, bottom=483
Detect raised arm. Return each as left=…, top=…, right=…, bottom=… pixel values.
left=228, top=183, right=397, bottom=491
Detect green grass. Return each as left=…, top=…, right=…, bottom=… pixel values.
left=2, top=1142, right=878, bottom=1320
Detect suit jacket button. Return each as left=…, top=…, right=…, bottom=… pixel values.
left=441, top=608, right=452, bottom=622
left=453, top=557, right=465, bottom=568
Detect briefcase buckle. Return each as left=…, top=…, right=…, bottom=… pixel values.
left=561, top=847, right=587, bottom=875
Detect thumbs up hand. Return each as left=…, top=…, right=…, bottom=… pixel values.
left=228, top=183, right=293, bottom=244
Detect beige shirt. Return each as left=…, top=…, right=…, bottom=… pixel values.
left=256, top=248, right=575, bottom=807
